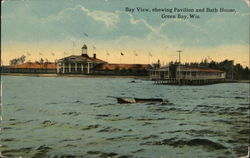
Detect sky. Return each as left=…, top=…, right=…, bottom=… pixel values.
left=1, top=0, right=249, bottom=66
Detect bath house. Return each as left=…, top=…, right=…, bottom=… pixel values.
left=150, top=64, right=226, bottom=85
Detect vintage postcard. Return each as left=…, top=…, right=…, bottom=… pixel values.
left=1, top=0, right=249, bottom=157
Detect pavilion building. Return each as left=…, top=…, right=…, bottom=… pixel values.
left=57, top=44, right=107, bottom=74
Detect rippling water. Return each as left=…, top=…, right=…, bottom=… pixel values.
left=0, top=76, right=249, bottom=158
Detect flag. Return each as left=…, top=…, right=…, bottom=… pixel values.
left=133, top=50, right=138, bottom=56
left=106, top=51, right=110, bottom=56
left=121, top=52, right=124, bottom=56
left=84, top=33, right=88, bottom=37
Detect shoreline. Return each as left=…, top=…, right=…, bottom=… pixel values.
left=224, top=79, right=250, bottom=83
left=0, top=73, right=150, bottom=80
left=1, top=73, right=249, bottom=83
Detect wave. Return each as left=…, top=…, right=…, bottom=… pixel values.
left=98, top=126, right=122, bottom=133
left=106, top=134, right=139, bottom=141
left=1, top=147, right=33, bottom=157
left=41, top=120, right=57, bottom=127
left=33, top=145, right=52, bottom=157
left=62, top=112, right=80, bottom=116
left=140, top=137, right=227, bottom=150
left=45, top=102, right=59, bottom=105
left=86, top=151, right=120, bottom=158
left=81, top=124, right=100, bottom=130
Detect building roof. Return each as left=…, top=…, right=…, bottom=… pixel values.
left=82, top=44, right=87, bottom=49
left=59, top=55, right=106, bottom=64
left=153, top=66, right=169, bottom=71
left=7, top=62, right=57, bottom=69
left=151, top=65, right=225, bottom=73
left=181, top=67, right=224, bottom=73
left=101, top=63, right=152, bottom=70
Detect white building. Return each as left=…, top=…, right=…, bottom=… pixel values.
left=57, top=44, right=107, bottom=74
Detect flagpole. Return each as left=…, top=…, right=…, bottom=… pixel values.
left=148, top=53, right=149, bottom=64
left=176, top=50, right=183, bottom=86
left=106, top=51, right=109, bottom=62
left=133, top=51, right=137, bottom=64
left=148, top=52, right=151, bottom=64
left=165, top=46, right=168, bottom=66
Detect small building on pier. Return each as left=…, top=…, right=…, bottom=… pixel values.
left=150, top=64, right=226, bottom=85
left=57, top=44, right=107, bottom=74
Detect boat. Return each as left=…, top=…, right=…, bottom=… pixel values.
left=116, top=97, right=170, bottom=104
left=117, top=97, right=136, bottom=104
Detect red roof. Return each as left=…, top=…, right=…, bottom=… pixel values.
left=89, top=57, right=106, bottom=63
left=181, top=67, right=224, bottom=73
left=59, top=55, right=106, bottom=64
left=101, top=64, right=152, bottom=70
left=8, top=62, right=57, bottom=69
left=82, top=44, right=87, bottom=49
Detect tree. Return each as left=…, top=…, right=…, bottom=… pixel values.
left=169, top=59, right=249, bottom=80
left=9, top=59, right=18, bottom=66
left=39, top=58, right=44, bottom=64
left=9, top=55, right=26, bottom=66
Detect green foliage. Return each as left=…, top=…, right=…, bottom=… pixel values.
left=114, top=66, right=120, bottom=72
left=9, top=55, right=26, bottom=66
left=181, top=59, right=249, bottom=80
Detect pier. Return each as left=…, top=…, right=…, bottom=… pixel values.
left=150, top=64, right=226, bottom=85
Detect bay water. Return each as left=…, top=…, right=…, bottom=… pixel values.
left=0, top=76, right=249, bottom=158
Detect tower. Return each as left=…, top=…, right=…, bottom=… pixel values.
left=81, top=44, right=88, bottom=56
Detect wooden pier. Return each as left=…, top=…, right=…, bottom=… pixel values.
left=153, top=78, right=225, bottom=85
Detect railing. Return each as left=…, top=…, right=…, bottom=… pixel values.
left=178, top=75, right=225, bottom=80
left=150, top=74, right=225, bottom=80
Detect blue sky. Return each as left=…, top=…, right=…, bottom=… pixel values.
left=1, top=0, right=249, bottom=65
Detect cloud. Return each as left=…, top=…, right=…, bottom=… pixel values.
left=127, top=13, right=156, bottom=33
left=80, top=6, right=119, bottom=27
left=2, top=2, right=249, bottom=49
left=44, top=5, right=154, bottom=40
left=244, top=0, right=250, bottom=7
left=156, top=19, right=212, bottom=47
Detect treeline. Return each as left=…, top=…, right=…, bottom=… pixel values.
left=9, top=55, right=53, bottom=65
left=169, top=59, right=249, bottom=80
left=9, top=55, right=26, bottom=66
